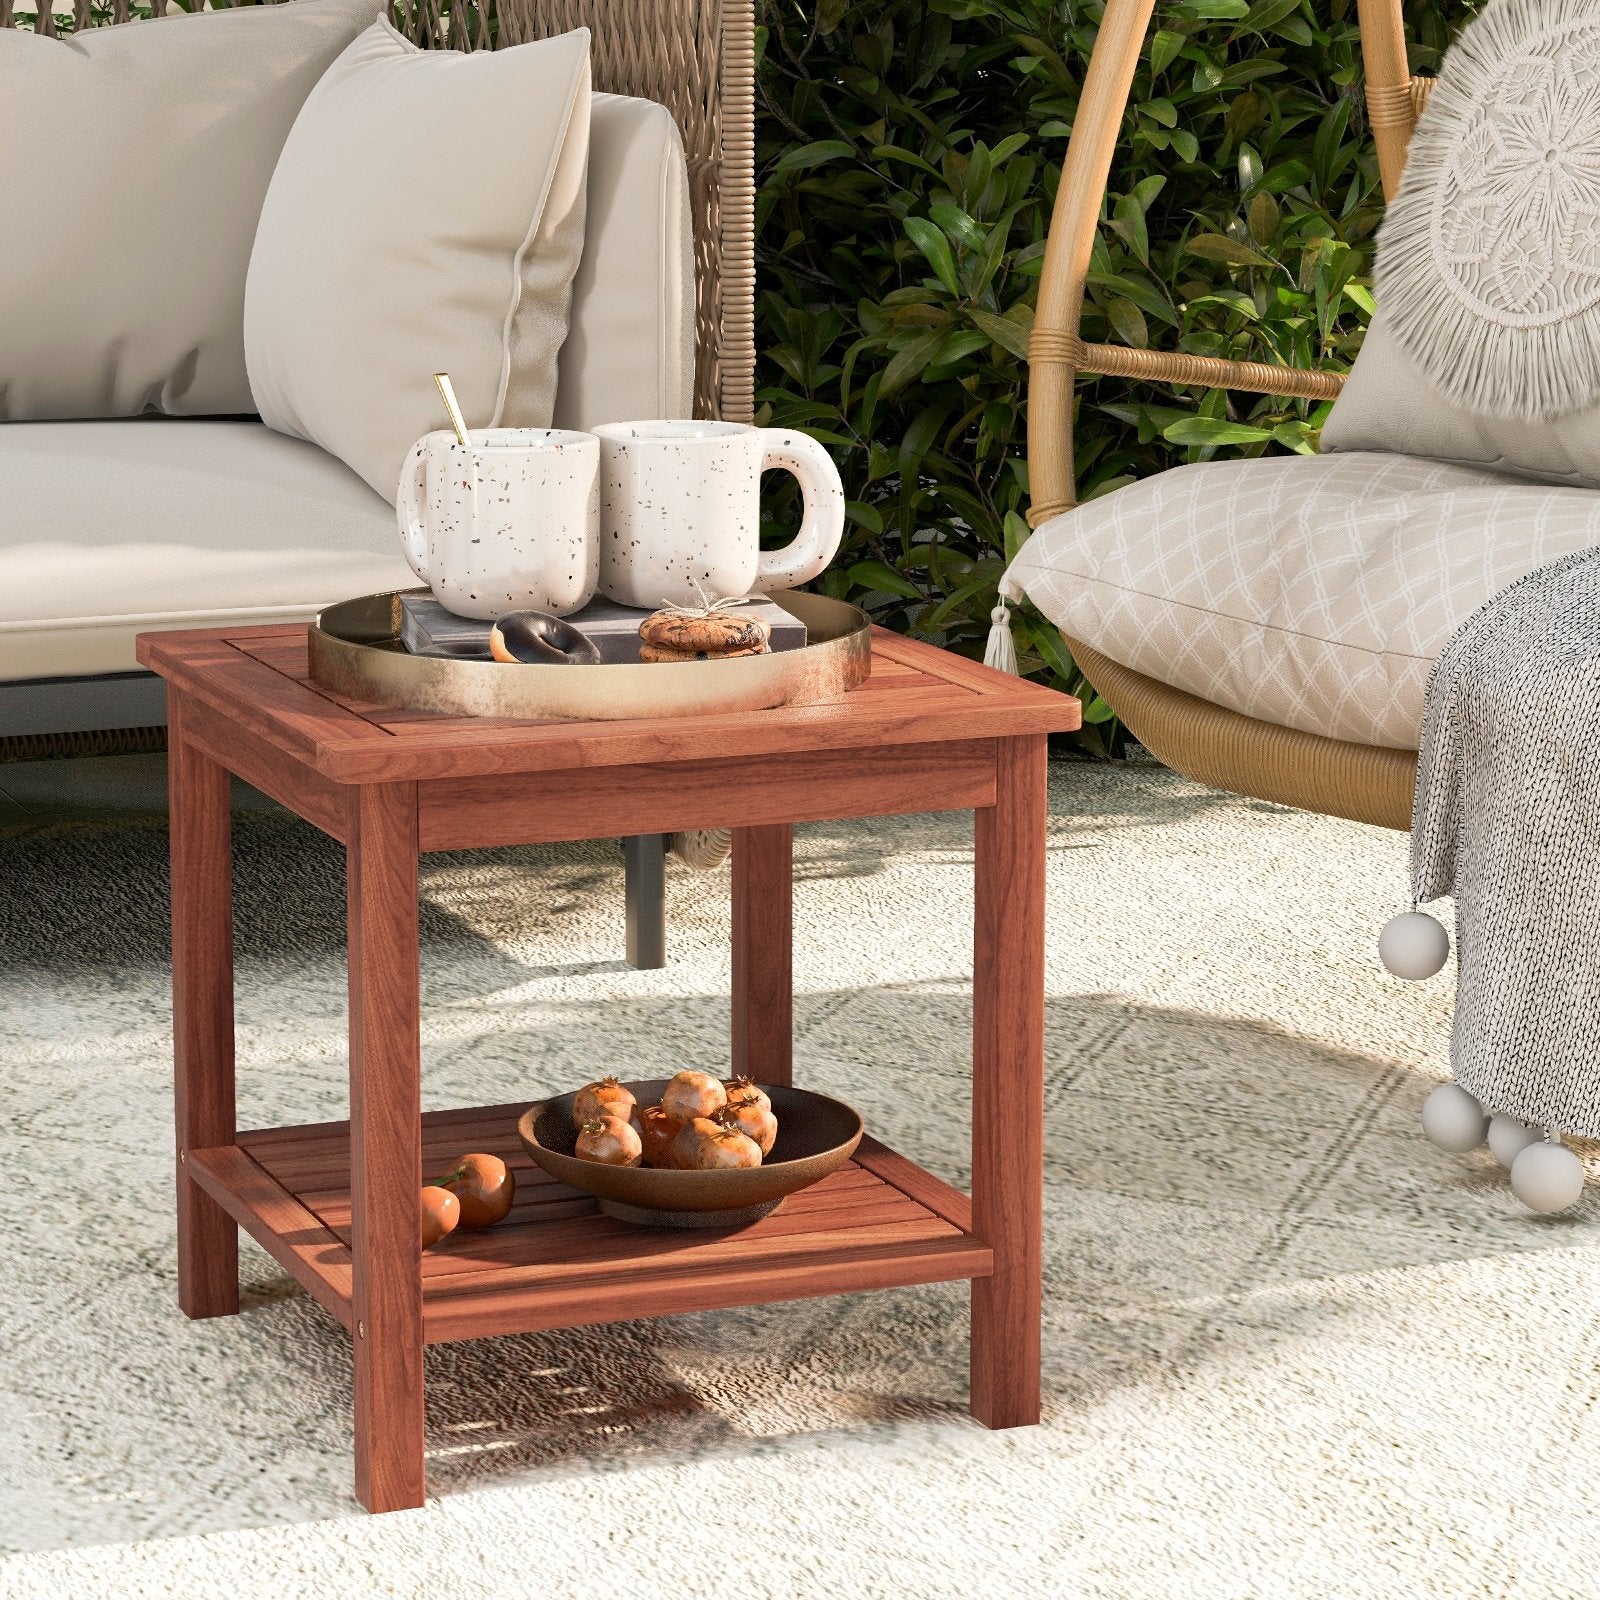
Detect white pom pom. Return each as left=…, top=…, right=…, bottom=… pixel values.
left=1378, top=911, right=1450, bottom=979
left=1487, top=1113, right=1542, bottom=1170
left=1421, top=1083, right=1488, bottom=1153
left=1510, top=1139, right=1585, bottom=1214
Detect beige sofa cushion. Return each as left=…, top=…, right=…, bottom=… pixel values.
left=0, top=0, right=378, bottom=421
left=1003, top=452, right=1600, bottom=750
left=0, top=420, right=414, bottom=682
left=245, top=19, right=591, bottom=502
left=555, top=93, right=695, bottom=431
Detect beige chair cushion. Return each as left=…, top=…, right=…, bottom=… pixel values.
left=0, top=420, right=414, bottom=682
left=555, top=93, right=695, bottom=431
left=1003, top=452, right=1600, bottom=751
left=245, top=19, right=591, bottom=501
left=0, top=0, right=378, bottom=422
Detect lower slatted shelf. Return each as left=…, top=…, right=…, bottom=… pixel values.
left=187, top=1103, right=992, bottom=1343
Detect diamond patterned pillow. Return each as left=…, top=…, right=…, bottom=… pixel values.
left=1003, top=452, right=1600, bottom=749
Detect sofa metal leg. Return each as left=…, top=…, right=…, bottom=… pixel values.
left=624, top=833, right=668, bottom=969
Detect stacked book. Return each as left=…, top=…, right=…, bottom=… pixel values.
left=399, top=595, right=808, bottom=665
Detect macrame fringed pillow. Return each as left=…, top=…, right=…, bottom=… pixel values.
left=1322, top=0, right=1600, bottom=484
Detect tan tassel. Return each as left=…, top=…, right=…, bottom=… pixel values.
left=984, top=602, right=1019, bottom=675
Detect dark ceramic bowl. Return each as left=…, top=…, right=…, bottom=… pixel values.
left=516, top=1079, right=864, bottom=1228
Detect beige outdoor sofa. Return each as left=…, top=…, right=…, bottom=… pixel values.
left=0, top=0, right=753, bottom=749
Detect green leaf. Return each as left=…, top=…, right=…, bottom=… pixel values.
left=1105, top=297, right=1149, bottom=349
left=1003, top=509, right=1031, bottom=564
left=1343, top=281, right=1377, bottom=315
left=847, top=561, right=924, bottom=601
left=1161, top=417, right=1275, bottom=445
left=928, top=572, right=999, bottom=627
left=1149, top=27, right=1185, bottom=75
left=774, top=139, right=854, bottom=172
left=845, top=499, right=884, bottom=534
left=968, top=305, right=1033, bottom=361
left=878, top=327, right=949, bottom=398
left=904, top=217, right=961, bottom=297
left=1170, top=129, right=1200, bottom=163
left=1185, top=234, right=1274, bottom=268
left=1247, top=192, right=1281, bottom=247
left=929, top=202, right=985, bottom=252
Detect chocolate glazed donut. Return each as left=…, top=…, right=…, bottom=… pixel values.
left=489, top=611, right=603, bottom=665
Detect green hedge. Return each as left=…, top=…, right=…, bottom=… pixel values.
left=757, top=0, right=1469, bottom=750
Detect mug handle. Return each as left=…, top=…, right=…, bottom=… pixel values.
left=396, top=441, right=431, bottom=583
left=753, top=428, right=845, bottom=592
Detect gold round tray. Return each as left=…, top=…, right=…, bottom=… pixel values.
left=308, top=589, right=872, bottom=721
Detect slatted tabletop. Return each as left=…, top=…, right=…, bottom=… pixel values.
left=137, top=622, right=1081, bottom=783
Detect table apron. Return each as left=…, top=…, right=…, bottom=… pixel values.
left=176, top=690, right=347, bottom=842
left=415, top=739, right=1000, bottom=851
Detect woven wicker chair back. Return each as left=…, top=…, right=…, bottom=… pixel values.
left=1025, top=0, right=1427, bottom=827
left=1, top=0, right=755, bottom=425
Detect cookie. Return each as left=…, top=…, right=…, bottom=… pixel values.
left=639, top=641, right=769, bottom=663
left=638, top=609, right=771, bottom=655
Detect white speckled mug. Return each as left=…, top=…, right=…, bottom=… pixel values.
left=592, top=420, right=844, bottom=608
left=397, top=428, right=599, bottom=620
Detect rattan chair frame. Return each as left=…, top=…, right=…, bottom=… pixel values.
left=1026, top=0, right=1423, bottom=829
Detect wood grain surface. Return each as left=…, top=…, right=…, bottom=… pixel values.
left=732, top=824, right=794, bottom=1087
left=139, top=626, right=1080, bottom=784
left=969, top=735, right=1047, bottom=1429
left=346, top=783, right=426, bottom=1513
left=210, top=1105, right=989, bottom=1347
left=169, top=700, right=240, bottom=1321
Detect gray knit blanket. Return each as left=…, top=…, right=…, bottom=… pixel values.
left=1413, top=546, right=1600, bottom=1139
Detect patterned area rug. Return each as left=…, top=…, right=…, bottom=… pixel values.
left=1, top=758, right=1596, bottom=1599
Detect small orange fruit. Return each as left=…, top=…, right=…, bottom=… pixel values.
left=670, top=1116, right=762, bottom=1170
left=434, top=1152, right=515, bottom=1228
left=576, top=1114, right=643, bottom=1167
left=724, top=1076, right=773, bottom=1117
left=661, top=1069, right=726, bottom=1124
left=573, top=1075, right=637, bottom=1124
left=717, top=1098, right=778, bottom=1156
left=638, top=1104, right=684, bottom=1168
left=421, top=1185, right=461, bottom=1249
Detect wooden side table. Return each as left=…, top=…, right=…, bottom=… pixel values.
left=138, top=622, right=1080, bottom=1513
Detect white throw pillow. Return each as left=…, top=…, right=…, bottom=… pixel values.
left=554, top=93, right=695, bottom=430
left=0, top=0, right=378, bottom=420
left=1003, top=452, right=1600, bottom=750
left=1322, top=0, right=1600, bottom=484
left=245, top=18, right=591, bottom=500
left=1322, top=310, right=1600, bottom=491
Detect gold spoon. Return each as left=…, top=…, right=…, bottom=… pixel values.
left=433, top=372, right=473, bottom=448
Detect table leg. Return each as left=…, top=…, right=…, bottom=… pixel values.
left=731, top=824, right=793, bottom=1088
left=348, top=782, right=426, bottom=1513
left=970, top=735, right=1046, bottom=1428
left=170, top=696, right=239, bottom=1321
left=624, top=833, right=668, bottom=970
